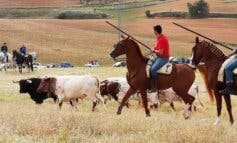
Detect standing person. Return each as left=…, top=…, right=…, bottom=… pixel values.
left=150, top=25, right=170, bottom=91
left=20, top=44, right=27, bottom=56
left=1, top=43, right=8, bottom=62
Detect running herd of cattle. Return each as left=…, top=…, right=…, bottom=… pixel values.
left=14, top=75, right=203, bottom=112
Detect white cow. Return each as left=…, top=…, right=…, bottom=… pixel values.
left=158, top=84, right=203, bottom=111
left=102, top=77, right=158, bottom=107
left=37, top=75, right=103, bottom=111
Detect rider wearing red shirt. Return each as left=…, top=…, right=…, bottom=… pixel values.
left=154, top=34, right=169, bottom=58
left=150, top=25, right=170, bottom=91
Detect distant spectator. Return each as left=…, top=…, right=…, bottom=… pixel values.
left=1, top=43, right=8, bottom=62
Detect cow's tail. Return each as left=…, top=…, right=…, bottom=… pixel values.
left=95, top=77, right=106, bottom=107
left=195, top=85, right=204, bottom=107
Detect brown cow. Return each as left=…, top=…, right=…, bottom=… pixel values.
left=100, top=80, right=120, bottom=104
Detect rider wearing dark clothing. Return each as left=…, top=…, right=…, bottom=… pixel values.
left=1, top=43, right=8, bottom=62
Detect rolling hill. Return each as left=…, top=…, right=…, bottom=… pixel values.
left=0, top=0, right=236, bottom=66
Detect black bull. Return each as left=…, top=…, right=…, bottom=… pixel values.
left=15, top=78, right=57, bottom=104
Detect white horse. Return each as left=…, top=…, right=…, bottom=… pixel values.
left=0, top=52, right=13, bottom=71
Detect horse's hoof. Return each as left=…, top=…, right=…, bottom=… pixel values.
left=183, top=110, right=191, bottom=119
left=184, top=116, right=189, bottom=120
left=213, top=117, right=220, bottom=125
left=117, top=111, right=121, bottom=115
left=145, top=109, right=151, bottom=117
left=146, top=113, right=151, bottom=117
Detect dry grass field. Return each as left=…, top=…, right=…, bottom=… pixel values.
left=0, top=0, right=78, bottom=8
left=0, top=18, right=236, bottom=65
left=0, top=67, right=237, bottom=142
left=0, top=0, right=237, bottom=142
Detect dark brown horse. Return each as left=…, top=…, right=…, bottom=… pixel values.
left=13, top=50, right=33, bottom=74
left=192, top=37, right=235, bottom=124
left=110, top=37, right=195, bottom=118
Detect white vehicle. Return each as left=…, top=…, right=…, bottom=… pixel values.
left=84, top=63, right=100, bottom=67
left=113, top=61, right=126, bottom=67
left=33, top=62, right=46, bottom=69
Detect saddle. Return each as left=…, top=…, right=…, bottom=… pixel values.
left=146, top=55, right=173, bottom=78
left=218, top=54, right=237, bottom=82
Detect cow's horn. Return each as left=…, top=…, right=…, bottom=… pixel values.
left=26, top=80, right=32, bottom=83
left=12, top=80, right=19, bottom=83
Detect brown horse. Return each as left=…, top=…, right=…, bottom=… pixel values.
left=110, top=37, right=195, bottom=118
left=191, top=37, right=235, bottom=124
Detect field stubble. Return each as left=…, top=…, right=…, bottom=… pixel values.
left=0, top=67, right=237, bottom=142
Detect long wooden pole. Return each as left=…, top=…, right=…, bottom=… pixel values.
left=173, top=22, right=233, bottom=50
left=106, top=21, right=153, bottom=52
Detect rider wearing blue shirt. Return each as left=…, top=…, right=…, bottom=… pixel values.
left=20, top=45, right=27, bottom=56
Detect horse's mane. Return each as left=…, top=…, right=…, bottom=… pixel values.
left=201, top=40, right=226, bottom=60
left=129, top=39, right=149, bottom=62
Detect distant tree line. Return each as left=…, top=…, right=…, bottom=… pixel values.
left=79, top=0, right=119, bottom=5
left=145, top=0, right=210, bottom=19
left=187, top=0, right=209, bottom=18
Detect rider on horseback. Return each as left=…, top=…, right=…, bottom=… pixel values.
left=1, top=43, right=8, bottom=62
left=150, top=25, right=170, bottom=91
left=219, top=50, right=237, bottom=94
left=20, top=45, right=27, bottom=56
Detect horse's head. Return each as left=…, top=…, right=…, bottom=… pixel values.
left=191, top=37, right=204, bottom=66
left=12, top=50, right=18, bottom=56
left=110, top=36, right=132, bottom=59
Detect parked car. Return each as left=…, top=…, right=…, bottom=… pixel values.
left=33, top=62, right=46, bottom=69
left=113, top=61, right=126, bottom=67
left=84, top=60, right=100, bottom=67
left=84, top=63, right=100, bottom=67
left=60, top=62, right=74, bottom=68
left=46, top=63, right=59, bottom=68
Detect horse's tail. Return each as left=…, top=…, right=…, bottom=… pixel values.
left=198, top=64, right=215, bottom=102
left=195, top=84, right=204, bottom=107
left=28, top=55, right=33, bottom=71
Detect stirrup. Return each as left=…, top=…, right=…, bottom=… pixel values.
left=219, top=88, right=231, bottom=95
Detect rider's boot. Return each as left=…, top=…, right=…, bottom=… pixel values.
left=149, top=78, right=157, bottom=92
left=219, top=82, right=233, bottom=95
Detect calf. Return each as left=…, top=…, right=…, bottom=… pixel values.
left=100, top=77, right=133, bottom=107
left=100, top=77, right=157, bottom=108
left=14, top=78, right=57, bottom=104
left=100, top=80, right=120, bottom=103
left=37, top=75, right=103, bottom=111
left=158, top=84, right=203, bottom=111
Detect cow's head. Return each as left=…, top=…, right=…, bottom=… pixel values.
left=18, top=79, right=33, bottom=93
left=100, top=80, right=109, bottom=96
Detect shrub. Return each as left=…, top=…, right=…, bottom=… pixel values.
left=145, top=10, right=151, bottom=17
left=187, top=0, right=209, bottom=18
left=56, top=11, right=107, bottom=19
